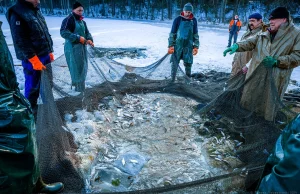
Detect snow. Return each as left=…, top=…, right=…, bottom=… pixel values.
left=1, top=15, right=299, bottom=91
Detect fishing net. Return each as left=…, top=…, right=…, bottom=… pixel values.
left=35, top=45, right=298, bottom=193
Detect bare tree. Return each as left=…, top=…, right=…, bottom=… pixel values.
left=161, top=0, right=164, bottom=21
left=167, top=0, right=172, bottom=20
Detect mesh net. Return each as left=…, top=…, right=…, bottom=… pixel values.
left=35, top=46, right=298, bottom=193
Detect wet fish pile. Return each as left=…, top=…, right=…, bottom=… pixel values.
left=64, top=93, right=245, bottom=193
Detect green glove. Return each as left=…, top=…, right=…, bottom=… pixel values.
left=262, top=56, right=279, bottom=68
left=223, top=43, right=239, bottom=57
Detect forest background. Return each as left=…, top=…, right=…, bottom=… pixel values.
left=1, top=0, right=300, bottom=25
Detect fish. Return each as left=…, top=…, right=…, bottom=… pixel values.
left=130, top=159, right=138, bottom=164
left=122, top=158, right=126, bottom=166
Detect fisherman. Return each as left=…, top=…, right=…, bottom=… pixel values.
left=60, top=1, right=94, bottom=92
left=230, top=13, right=264, bottom=76
left=168, top=2, right=199, bottom=77
left=6, top=0, right=55, bottom=113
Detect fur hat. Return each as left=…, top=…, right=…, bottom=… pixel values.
left=183, top=3, right=193, bottom=12
left=73, top=1, right=83, bottom=10
left=248, top=13, right=262, bottom=20
left=268, top=7, right=289, bottom=20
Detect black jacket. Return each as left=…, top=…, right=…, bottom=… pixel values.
left=6, top=0, right=53, bottom=60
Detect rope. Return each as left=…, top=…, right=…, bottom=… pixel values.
left=95, top=166, right=263, bottom=194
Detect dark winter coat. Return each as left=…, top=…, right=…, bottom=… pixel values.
left=6, top=0, right=53, bottom=60
left=60, top=12, right=93, bottom=43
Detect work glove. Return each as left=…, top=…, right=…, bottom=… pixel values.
left=28, top=55, right=46, bottom=70
left=262, top=56, right=279, bottom=68
left=168, top=47, right=174, bottom=54
left=242, top=66, right=248, bottom=74
left=223, top=43, right=239, bottom=57
left=79, top=36, right=86, bottom=44
left=193, top=48, right=198, bottom=55
left=49, top=53, right=55, bottom=62
left=86, top=40, right=94, bottom=47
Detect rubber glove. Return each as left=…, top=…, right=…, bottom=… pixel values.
left=223, top=43, right=239, bottom=57
left=168, top=47, right=174, bottom=54
left=28, top=55, right=46, bottom=70
left=262, top=56, right=279, bottom=68
left=193, top=48, right=198, bottom=55
left=49, top=53, right=54, bottom=62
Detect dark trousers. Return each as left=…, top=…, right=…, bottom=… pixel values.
left=228, top=31, right=238, bottom=47
left=22, top=54, right=51, bottom=108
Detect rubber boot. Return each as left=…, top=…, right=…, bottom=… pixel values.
left=33, top=177, right=64, bottom=193
left=184, top=63, right=192, bottom=77
left=75, top=82, right=85, bottom=92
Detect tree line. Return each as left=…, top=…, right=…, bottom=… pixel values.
left=1, top=0, right=300, bottom=23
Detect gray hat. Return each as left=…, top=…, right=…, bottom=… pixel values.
left=183, top=3, right=193, bottom=12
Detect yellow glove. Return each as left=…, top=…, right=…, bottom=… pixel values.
left=28, top=55, right=46, bottom=70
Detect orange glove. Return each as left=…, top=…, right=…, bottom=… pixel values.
left=193, top=48, right=198, bottom=55
left=86, top=40, right=94, bottom=47
left=168, top=47, right=174, bottom=54
left=28, top=55, right=46, bottom=70
left=49, top=53, right=54, bottom=62
left=79, top=36, right=86, bottom=44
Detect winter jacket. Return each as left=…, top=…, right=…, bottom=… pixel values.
left=60, top=12, right=93, bottom=43
left=229, top=19, right=242, bottom=33
left=237, top=21, right=300, bottom=121
left=6, top=0, right=53, bottom=60
left=231, top=23, right=264, bottom=76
